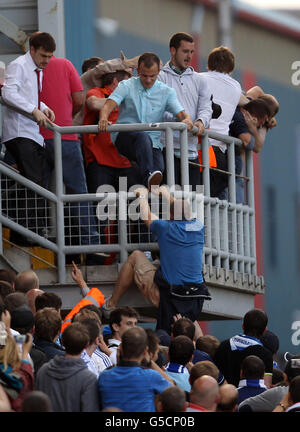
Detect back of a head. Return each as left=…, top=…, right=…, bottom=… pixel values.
left=285, top=355, right=300, bottom=383
left=0, top=280, right=13, bottom=300
left=15, top=270, right=39, bottom=294
left=243, top=99, right=271, bottom=123
left=159, top=386, right=187, bottom=412
left=172, top=317, right=195, bottom=341
left=34, top=307, right=61, bottom=342
left=261, top=330, right=279, bottom=355
left=121, top=326, right=147, bottom=360
left=81, top=56, right=103, bottom=74
left=190, top=360, right=220, bottom=386
left=190, top=375, right=219, bottom=410
left=289, top=375, right=300, bottom=404
left=61, top=322, right=89, bottom=355
left=26, top=289, right=44, bottom=314
left=169, top=335, right=194, bottom=366
left=241, top=355, right=265, bottom=380
left=145, top=328, right=160, bottom=358
left=4, top=292, right=28, bottom=313
left=196, top=335, right=220, bottom=358
left=0, top=269, right=17, bottom=286
left=242, top=308, right=268, bottom=338
left=79, top=304, right=102, bottom=323
left=207, top=45, right=235, bottom=74
left=75, top=317, right=100, bottom=346
left=258, top=94, right=279, bottom=116
left=22, top=391, right=52, bottom=412
left=217, top=384, right=238, bottom=412
left=10, top=305, right=34, bottom=334
left=35, top=292, right=62, bottom=313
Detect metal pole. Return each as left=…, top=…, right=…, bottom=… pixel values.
left=246, top=149, right=257, bottom=275
left=53, top=129, right=66, bottom=283
left=118, top=190, right=128, bottom=264
left=180, top=127, right=190, bottom=188
left=165, top=126, right=175, bottom=187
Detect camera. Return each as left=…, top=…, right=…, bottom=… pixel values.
left=14, top=334, right=29, bottom=344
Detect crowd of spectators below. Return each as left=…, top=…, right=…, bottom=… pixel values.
left=0, top=265, right=298, bottom=413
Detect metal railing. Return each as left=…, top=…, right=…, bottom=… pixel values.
left=0, top=98, right=257, bottom=285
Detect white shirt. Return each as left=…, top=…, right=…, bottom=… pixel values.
left=107, top=338, right=121, bottom=366
left=199, top=71, right=242, bottom=152
left=1, top=51, right=49, bottom=146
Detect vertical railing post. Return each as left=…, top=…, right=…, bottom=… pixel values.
left=165, top=126, right=175, bottom=187
left=53, top=129, right=66, bottom=283
left=201, top=133, right=212, bottom=267
left=180, top=126, right=189, bottom=188
left=118, top=190, right=128, bottom=264
left=246, top=148, right=257, bottom=275
left=228, top=140, right=238, bottom=272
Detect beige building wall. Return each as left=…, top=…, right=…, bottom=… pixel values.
left=100, top=0, right=300, bottom=88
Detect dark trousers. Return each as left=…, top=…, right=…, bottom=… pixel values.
left=115, top=131, right=164, bottom=187
left=210, top=146, right=228, bottom=198
left=4, top=137, right=47, bottom=232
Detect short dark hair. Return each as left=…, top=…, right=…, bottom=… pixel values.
left=77, top=318, right=100, bottom=346
left=243, top=308, right=268, bottom=338
left=145, top=328, right=160, bottom=357
left=190, top=360, right=220, bottom=386
left=81, top=56, right=103, bottom=73
left=159, top=386, right=186, bottom=412
left=102, top=70, right=131, bottom=87
left=196, top=335, right=220, bottom=358
left=0, top=269, right=17, bottom=285
left=169, top=32, right=194, bottom=50
left=29, top=32, right=56, bottom=52
left=121, top=326, right=148, bottom=359
left=4, top=292, right=28, bottom=313
left=172, top=318, right=195, bottom=341
left=138, top=52, right=160, bottom=69
left=258, top=94, right=279, bottom=116
left=109, top=306, right=138, bottom=332
left=34, top=307, right=62, bottom=341
left=61, top=322, right=89, bottom=355
left=169, top=335, right=194, bottom=366
left=0, top=280, right=14, bottom=300
left=289, top=375, right=300, bottom=404
left=35, top=292, right=62, bottom=313
left=207, top=46, right=235, bottom=74
left=243, top=99, right=271, bottom=122
left=241, top=355, right=265, bottom=379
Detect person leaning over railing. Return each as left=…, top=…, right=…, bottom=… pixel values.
left=98, top=52, right=194, bottom=190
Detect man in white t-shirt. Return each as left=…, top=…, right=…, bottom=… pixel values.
left=199, top=46, right=245, bottom=198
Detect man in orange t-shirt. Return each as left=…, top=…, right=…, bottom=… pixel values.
left=83, top=70, right=141, bottom=193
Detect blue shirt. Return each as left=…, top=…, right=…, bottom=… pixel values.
left=98, top=364, right=171, bottom=412
left=109, top=77, right=184, bottom=150
left=150, top=218, right=205, bottom=285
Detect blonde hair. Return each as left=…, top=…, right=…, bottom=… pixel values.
left=0, top=333, right=21, bottom=371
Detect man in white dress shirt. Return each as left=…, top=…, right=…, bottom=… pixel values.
left=1, top=32, right=56, bottom=237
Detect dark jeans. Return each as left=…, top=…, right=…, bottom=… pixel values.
left=86, top=161, right=142, bottom=193
left=45, top=139, right=100, bottom=245
left=4, top=137, right=48, bottom=232
left=115, top=131, right=164, bottom=187
left=174, top=155, right=202, bottom=191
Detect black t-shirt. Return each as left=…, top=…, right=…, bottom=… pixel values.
left=214, top=338, right=273, bottom=387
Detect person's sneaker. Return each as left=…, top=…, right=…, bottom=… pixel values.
left=101, top=296, right=115, bottom=319
left=147, top=171, right=162, bottom=189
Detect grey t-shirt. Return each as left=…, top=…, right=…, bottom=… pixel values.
left=238, top=385, right=288, bottom=412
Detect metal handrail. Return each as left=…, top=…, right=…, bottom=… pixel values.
left=0, top=97, right=257, bottom=285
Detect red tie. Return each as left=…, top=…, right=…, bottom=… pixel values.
left=35, top=68, right=41, bottom=110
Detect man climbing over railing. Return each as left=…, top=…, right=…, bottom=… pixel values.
left=102, top=185, right=211, bottom=334
left=98, top=52, right=194, bottom=190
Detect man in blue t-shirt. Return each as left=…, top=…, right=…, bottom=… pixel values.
left=102, top=185, right=211, bottom=333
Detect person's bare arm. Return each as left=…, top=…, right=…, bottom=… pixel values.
left=246, top=85, right=265, bottom=99
left=135, top=187, right=158, bottom=229
left=238, top=93, right=249, bottom=107
left=86, top=95, right=107, bottom=112
left=98, top=99, right=118, bottom=132
left=71, top=261, right=89, bottom=296
left=71, top=91, right=84, bottom=116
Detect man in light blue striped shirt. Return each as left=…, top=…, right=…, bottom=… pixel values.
left=98, top=52, right=193, bottom=189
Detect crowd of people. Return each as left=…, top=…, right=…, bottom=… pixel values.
left=0, top=267, right=299, bottom=413
left=0, top=30, right=285, bottom=413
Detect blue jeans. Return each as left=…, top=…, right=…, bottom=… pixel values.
left=115, top=131, right=164, bottom=187
left=45, top=139, right=100, bottom=245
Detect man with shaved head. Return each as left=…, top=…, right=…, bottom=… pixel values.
left=186, top=375, right=220, bottom=412
left=15, top=270, right=39, bottom=293
left=217, top=384, right=238, bottom=412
